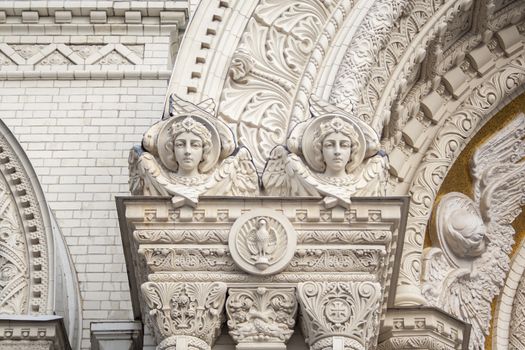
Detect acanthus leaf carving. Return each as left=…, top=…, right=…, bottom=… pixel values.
left=297, top=281, right=382, bottom=350
left=141, top=282, right=227, bottom=347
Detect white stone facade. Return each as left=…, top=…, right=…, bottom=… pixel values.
left=0, top=0, right=524, bottom=349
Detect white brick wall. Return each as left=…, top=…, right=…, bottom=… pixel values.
left=0, top=77, right=167, bottom=348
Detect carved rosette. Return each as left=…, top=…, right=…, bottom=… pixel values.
left=297, top=281, right=381, bottom=350
left=226, top=287, right=297, bottom=345
left=141, top=282, right=227, bottom=349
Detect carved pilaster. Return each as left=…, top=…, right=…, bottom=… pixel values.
left=226, top=287, right=297, bottom=350
left=297, top=281, right=382, bottom=350
left=141, top=282, right=227, bottom=350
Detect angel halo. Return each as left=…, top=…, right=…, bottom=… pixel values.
left=129, top=95, right=259, bottom=205
left=262, top=96, right=388, bottom=205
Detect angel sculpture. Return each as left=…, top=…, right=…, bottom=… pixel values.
left=129, top=95, right=259, bottom=205
left=247, top=218, right=277, bottom=270
left=262, top=96, right=388, bottom=206
left=421, top=114, right=525, bottom=350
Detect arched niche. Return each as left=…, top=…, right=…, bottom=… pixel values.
left=0, top=119, right=81, bottom=349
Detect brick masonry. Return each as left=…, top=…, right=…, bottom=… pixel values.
left=0, top=2, right=189, bottom=348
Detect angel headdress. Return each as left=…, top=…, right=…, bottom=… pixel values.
left=129, top=95, right=259, bottom=205
left=421, top=114, right=525, bottom=349
left=262, top=96, right=388, bottom=206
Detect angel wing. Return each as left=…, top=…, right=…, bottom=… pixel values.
left=128, top=146, right=202, bottom=203
left=203, top=147, right=260, bottom=197
left=440, top=268, right=491, bottom=350
left=262, top=145, right=320, bottom=197
left=168, top=94, right=216, bottom=119
left=471, top=114, right=525, bottom=204
left=128, top=146, right=169, bottom=196
left=479, top=163, right=525, bottom=226
left=266, top=228, right=278, bottom=255
left=351, top=153, right=389, bottom=196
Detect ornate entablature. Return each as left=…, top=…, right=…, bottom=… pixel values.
left=121, top=95, right=411, bottom=350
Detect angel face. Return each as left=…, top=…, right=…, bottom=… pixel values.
left=322, top=132, right=352, bottom=177
left=312, top=117, right=359, bottom=177
left=173, top=132, right=205, bottom=176
left=169, top=117, right=212, bottom=176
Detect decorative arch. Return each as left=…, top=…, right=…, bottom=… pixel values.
left=0, top=119, right=53, bottom=315
left=163, top=0, right=525, bottom=308
left=0, top=119, right=82, bottom=349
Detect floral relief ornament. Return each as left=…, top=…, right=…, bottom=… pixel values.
left=262, top=96, right=388, bottom=206
left=129, top=95, right=259, bottom=205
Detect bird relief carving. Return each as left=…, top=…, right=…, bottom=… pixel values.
left=421, top=114, right=525, bottom=350
left=246, top=218, right=278, bottom=271
left=129, top=95, right=260, bottom=205
left=262, top=96, right=388, bottom=206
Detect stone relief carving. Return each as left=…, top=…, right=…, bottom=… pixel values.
left=297, top=281, right=382, bottom=350
left=397, top=55, right=525, bottom=305
left=141, top=282, right=227, bottom=348
left=421, top=114, right=525, bottom=349
left=228, top=209, right=297, bottom=276
left=218, top=0, right=357, bottom=171
left=226, top=287, right=297, bottom=344
left=1, top=43, right=143, bottom=67
left=262, top=96, right=388, bottom=206
left=129, top=96, right=259, bottom=205
left=509, top=274, right=525, bottom=349
left=0, top=121, right=50, bottom=315
left=0, top=180, right=27, bottom=315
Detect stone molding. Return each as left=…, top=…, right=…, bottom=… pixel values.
left=0, top=315, right=71, bottom=350
left=0, top=1, right=188, bottom=81
left=117, top=196, right=408, bottom=348
left=0, top=120, right=54, bottom=315
left=378, top=307, right=470, bottom=350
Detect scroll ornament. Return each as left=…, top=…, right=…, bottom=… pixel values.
left=262, top=96, right=388, bottom=206
left=129, top=95, right=259, bottom=205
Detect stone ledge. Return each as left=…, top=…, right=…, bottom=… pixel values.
left=0, top=315, right=71, bottom=350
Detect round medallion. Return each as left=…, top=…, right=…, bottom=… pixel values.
left=325, top=299, right=351, bottom=324
left=228, top=209, right=297, bottom=276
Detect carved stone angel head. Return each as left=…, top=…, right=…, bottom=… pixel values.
left=312, top=117, right=360, bottom=177
left=129, top=95, right=259, bottom=203
left=167, top=117, right=213, bottom=176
